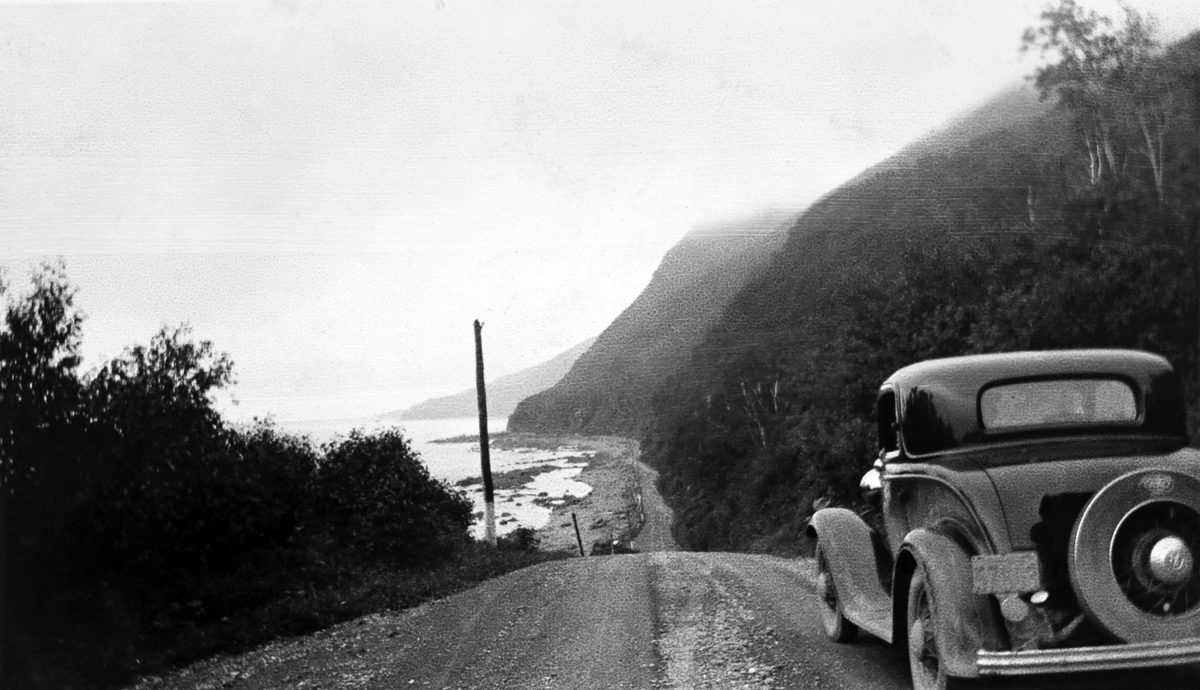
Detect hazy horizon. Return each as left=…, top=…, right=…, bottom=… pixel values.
left=4, top=0, right=1198, bottom=423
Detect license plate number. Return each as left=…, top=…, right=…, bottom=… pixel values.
left=971, top=552, right=1041, bottom=594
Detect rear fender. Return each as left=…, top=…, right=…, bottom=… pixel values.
left=807, top=508, right=891, bottom=633
left=897, top=529, right=1007, bottom=678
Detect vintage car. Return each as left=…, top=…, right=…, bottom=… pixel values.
left=807, top=350, right=1200, bottom=689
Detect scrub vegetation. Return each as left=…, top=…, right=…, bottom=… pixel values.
left=0, top=267, right=558, bottom=689
left=644, top=2, right=1200, bottom=553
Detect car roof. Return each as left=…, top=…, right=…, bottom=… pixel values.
left=883, top=349, right=1173, bottom=392
left=881, top=350, right=1185, bottom=458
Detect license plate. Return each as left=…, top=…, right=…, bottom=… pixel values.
left=971, top=552, right=1041, bottom=594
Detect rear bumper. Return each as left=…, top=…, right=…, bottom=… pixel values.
left=977, top=637, right=1200, bottom=675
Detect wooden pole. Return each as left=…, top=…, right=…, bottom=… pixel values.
left=571, top=512, right=585, bottom=557
left=474, top=319, right=496, bottom=546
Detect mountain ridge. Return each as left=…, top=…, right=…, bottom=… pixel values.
left=381, top=336, right=596, bottom=420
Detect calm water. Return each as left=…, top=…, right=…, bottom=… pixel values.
left=275, top=416, right=570, bottom=483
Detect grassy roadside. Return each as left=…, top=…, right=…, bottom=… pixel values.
left=122, top=539, right=567, bottom=688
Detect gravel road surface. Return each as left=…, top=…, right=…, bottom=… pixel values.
left=137, top=552, right=909, bottom=690
left=135, top=551, right=1200, bottom=690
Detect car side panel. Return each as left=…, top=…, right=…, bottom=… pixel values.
left=883, top=462, right=1009, bottom=556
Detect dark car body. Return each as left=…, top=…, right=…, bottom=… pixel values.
left=807, top=350, right=1200, bottom=688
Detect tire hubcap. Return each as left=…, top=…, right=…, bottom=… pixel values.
left=1112, top=501, right=1200, bottom=616
left=1149, top=535, right=1194, bottom=585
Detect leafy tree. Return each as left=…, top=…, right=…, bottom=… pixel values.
left=0, top=262, right=87, bottom=493
left=0, top=264, right=123, bottom=686
left=1022, top=0, right=1160, bottom=193
left=71, top=327, right=240, bottom=586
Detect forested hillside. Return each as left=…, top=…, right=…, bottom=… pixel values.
left=507, top=211, right=792, bottom=435
left=647, top=7, right=1200, bottom=553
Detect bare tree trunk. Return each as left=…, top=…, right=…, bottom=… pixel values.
left=1027, top=185, right=1038, bottom=227
left=739, top=380, right=767, bottom=450
left=1101, top=123, right=1120, bottom=182
left=1137, top=108, right=1166, bottom=201
left=1084, top=130, right=1100, bottom=186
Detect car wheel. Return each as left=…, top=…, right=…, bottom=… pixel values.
left=907, top=565, right=969, bottom=690
left=1069, top=469, right=1200, bottom=642
left=815, top=540, right=858, bottom=642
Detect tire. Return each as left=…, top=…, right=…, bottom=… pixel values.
left=1069, top=469, right=1200, bottom=642
left=906, top=565, right=970, bottom=690
left=815, top=540, right=858, bottom=643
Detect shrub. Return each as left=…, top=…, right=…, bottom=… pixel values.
left=498, top=526, right=540, bottom=551
left=312, top=428, right=472, bottom=566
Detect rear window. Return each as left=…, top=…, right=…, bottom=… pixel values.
left=980, top=378, right=1137, bottom=432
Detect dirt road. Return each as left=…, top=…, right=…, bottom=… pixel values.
left=629, top=455, right=675, bottom=552
left=138, top=550, right=1200, bottom=690
left=139, top=552, right=905, bottom=690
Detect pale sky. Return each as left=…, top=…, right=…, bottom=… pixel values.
left=2, top=0, right=1197, bottom=423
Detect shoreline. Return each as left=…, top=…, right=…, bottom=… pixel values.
left=535, top=436, right=643, bottom=553
left=455, top=434, right=644, bottom=553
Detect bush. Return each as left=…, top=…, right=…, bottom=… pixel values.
left=312, top=428, right=472, bottom=566
left=498, top=526, right=540, bottom=551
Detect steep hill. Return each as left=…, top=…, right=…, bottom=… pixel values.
left=381, top=337, right=596, bottom=420
left=507, top=211, right=793, bottom=435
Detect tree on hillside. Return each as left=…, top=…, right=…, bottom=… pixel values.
left=1022, top=0, right=1161, bottom=196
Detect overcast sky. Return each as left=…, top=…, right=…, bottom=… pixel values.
left=2, top=0, right=1197, bottom=424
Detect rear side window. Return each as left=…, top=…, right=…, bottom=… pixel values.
left=878, top=390, right=898, bottom=453
left=981, top=378, right=1137, bottom=432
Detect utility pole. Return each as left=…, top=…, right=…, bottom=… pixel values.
left=474, top=319, right=496, bottom=545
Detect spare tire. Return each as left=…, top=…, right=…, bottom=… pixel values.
left=1068, top=469, right=1200, bottom=642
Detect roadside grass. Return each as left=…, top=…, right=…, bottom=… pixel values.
left=138, top=540, right=568, bottom=683
left=31, top=539, right=569, bottom=689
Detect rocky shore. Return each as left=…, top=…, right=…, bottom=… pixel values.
left=528, top=436, right=644, bottom=553
left=456, top=434, right=645, bottom=553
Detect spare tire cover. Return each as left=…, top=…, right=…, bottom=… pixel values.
left=1069, top=469, right=1200, bottom=642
